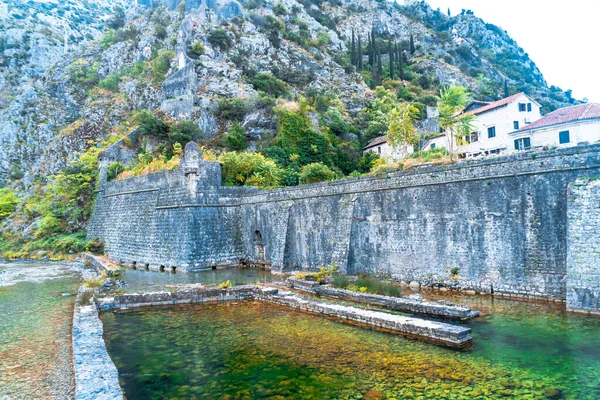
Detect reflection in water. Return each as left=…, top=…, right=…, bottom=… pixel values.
left=118, top=267, right=276, bottom=293
left=0, top=262, right=81, bottom=399
left=102, top=294, right=600, bottom=399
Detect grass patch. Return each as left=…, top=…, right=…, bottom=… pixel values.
left=331, top=273, right=403, bottom=297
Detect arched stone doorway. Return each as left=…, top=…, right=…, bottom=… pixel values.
left=253, top=230, right=265, bottom=262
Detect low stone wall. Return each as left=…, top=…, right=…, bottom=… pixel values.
left=97, top=285, right=257, bottom=310
left=72, top=288, right=123, bottom=400
left=257, top=291, right=472, bottom=349
left=81, top=253, right=119, bottom=277
left=287, top=278, right=479, bottom=320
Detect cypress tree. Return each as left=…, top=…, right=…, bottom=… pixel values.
left=448, top=8, right=451, bottom=17
left=409, top=34, right=415, bottom=54
left=388, top=40, right=394, bottom=79
left=377, top=46, right=383, bottom=85
left=371, top=26, right=377, bottom=67
left=504, top=79, right=509, bottom=98
left=358, top=35, right=363, bottom=71
left=351, top=29, right=356, bottom=67
left=367, top=33, right=373, bottom=67
left=398, top=45, right=404, bottom=80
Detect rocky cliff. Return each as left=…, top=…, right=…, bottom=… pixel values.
left=0, top=0, right=578, bottom=187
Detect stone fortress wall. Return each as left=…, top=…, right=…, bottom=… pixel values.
left=87, top=141, right=600, bottom=313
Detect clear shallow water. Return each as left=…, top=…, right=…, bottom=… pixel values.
left=102, top=295, right=600, bottom=400
left=0, top=261, right=81, bottom=399
left=118, top=267, right=277, bottom=293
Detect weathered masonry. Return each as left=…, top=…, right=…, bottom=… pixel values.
left=88, top=142, right=600, bottom=313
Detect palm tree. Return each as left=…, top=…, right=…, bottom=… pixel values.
left=438, top=85, right=475, bottom=159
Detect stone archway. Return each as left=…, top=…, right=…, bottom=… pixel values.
left=253, top=230, right=265, bottom=262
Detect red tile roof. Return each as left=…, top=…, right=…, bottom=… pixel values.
left=518, top=103, right=600, bottom=131
left=463, top=93, right=525, bottom=116
left=363, top=135, right=388, bottom=150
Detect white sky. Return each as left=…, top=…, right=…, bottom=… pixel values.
left=425, top=0, right=600, bottom=102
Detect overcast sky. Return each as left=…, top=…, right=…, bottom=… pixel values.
left=425, top=0, right=600, bottom=102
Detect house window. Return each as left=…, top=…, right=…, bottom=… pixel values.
left=377, top=146, right=381, bottom=154
left=431, top=143, right=436, bottom=149
left=471, top=132, right=479, bottom=142
left=527, top=103, right=532, bottom=112
left=514, top=121, right=519, bottom=130
left=519, top=103, right=527, bottom=112
left=559, top=130, right=570, bottom=144
left=514, top=138, right=531, bottom=151
left=488, top=126, right=496, bottom=138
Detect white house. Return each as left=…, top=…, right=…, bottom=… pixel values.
left=422, top=92, right=543, bottom=157
left=509, top=103, right=600, bottom=151
left=363, top=136, right=414, bottom=161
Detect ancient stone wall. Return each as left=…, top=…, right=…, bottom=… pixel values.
left=88, top=143, right=600, bottom=303
left=567, top=178, right=600, bottom=314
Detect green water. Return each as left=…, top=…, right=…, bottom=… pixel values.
left=102, top=294, right=600, bottom=400
left=118, top=267, right=276, bottom=293
left=0, top=261, right=81, bottom=399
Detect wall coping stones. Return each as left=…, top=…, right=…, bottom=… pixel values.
left=287, top=278, right=479, bottom=320
left=72, top=288, right=123, bottom=400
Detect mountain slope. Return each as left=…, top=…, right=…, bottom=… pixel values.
left=0, top=0, right=578, bottom=188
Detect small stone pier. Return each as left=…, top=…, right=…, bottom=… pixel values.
left=287, top=278, right=479, bottom=320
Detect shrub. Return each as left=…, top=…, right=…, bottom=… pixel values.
left=225, top=123, right=248, bottom=151
left=217, top=280, right=233, bottom=289
left=215, top=98, right=248, bottom=121
left=0, top=188, right=19, bottom=220
left=208, top=28, right=233, bottom=51
left=397, top=85, right=415, bottom=101
left=416, top=94, right=439, bottom=107
left=169, top=120, right=203, bottom=145
left=218, top=152, right=281, bottom=188
left=97, top=72, right=121, bottom=92
left=133, top=110, right=169, bottom=139
left=107, top=162, right=124, bottom=181
left=273, top=2, right=287, bottom=16
left=188, top=41, right=205, bottom=58
left=155, top=24, right=167, bottom=40
left=411, top=101, right=427, bottom=120
left=300, top=162, right=335, bottom=184
left=251, top=73, right=289, bottom=98
left=147, top=50, right=174, bottom=84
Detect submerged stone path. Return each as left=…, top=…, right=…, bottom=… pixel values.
left=287, top=278, right=479, bottom=320
left=96, top=285, right=472, bottom=348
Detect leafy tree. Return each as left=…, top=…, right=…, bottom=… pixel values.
left=134, top=110, right=169, bottom=139
left=155, top=24, right=167, bottom=40
left=387, top=103, right=419, bottom=157
left=216, top=98, right=248, bottom=121
left=107, top=5, right=125, bottom=30
left=218, top=152, right=281, bottom=188
left=300, top=162, right=336, bottom=184
left=252, top=73, right=289, bottom=98
left=225, top=123, right=248, bottom=151
left=273, top=2, right=287, bottom=16
left=169, top=120, right=202, bottom=145
left=356, top=152, right=381, bottom=174
left=208, top=28, right=233, bottom=51
left=0, top=188, right=19, bottom=220
left=438, top=85, right=475, bottom=159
